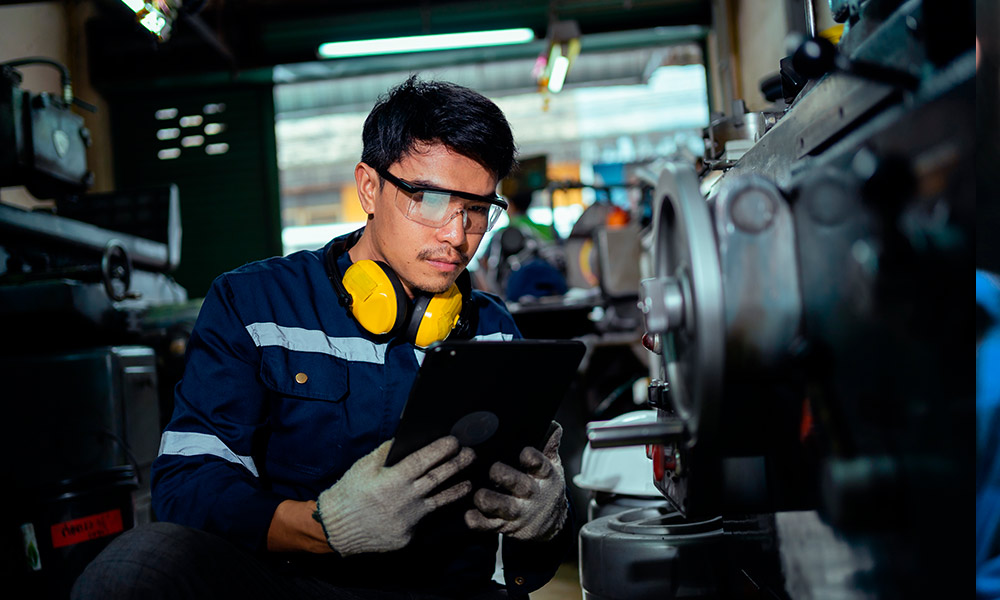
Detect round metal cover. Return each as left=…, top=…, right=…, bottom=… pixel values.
left=649, top=162, right=725, bottom=446
left=607, top=505, right=723, bottom=538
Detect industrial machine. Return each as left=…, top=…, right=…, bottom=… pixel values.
left=580, top=0, right=972, bottom=597
left=0, top=57, right=191, bottom=598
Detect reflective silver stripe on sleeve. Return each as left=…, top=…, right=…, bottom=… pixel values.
left=158, top=430, right=259, bottom=477
left=245, top=322, right=386, bottom=364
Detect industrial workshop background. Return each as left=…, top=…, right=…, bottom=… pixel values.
left=0, top=0, right=978, bottom=599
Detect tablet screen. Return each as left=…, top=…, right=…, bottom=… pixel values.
left=385, top=339, right=586, bottom=478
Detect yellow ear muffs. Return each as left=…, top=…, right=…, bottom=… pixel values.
left=326, top=231, right=473, bottom=345
left=409, top=283, right=464, bottom=348
left=341, top=260, right=408, bottom=336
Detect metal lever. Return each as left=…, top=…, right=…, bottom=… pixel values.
left=587, top=420, right=685, bottom=449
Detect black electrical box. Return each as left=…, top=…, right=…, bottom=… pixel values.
left=0, top=63, right=92, bottom=199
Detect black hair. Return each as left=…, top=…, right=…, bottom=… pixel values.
left=361, top=75, right=517, bottom=181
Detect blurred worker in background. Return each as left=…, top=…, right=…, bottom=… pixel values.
left=73, top=76, right=571, bottom=600
left=505, top=187, right=558, bottom=244
left=479, top=183, right=568, bottom=302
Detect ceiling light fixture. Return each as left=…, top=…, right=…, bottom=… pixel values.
left=119, top=0, right=175, bottom=41
left=535, top=20, right=581, bottom=104
left=317, top=28, right=536, bottom=59
left=547, top=55, right=571, bottom=93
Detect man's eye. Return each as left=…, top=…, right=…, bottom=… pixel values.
left=467, top=203, right=491, bottom=216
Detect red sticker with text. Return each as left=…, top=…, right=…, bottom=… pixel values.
left=50, top=509, right=124, bottom=549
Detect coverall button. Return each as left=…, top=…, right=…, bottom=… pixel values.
left=295, top=372, right=308, bottom=384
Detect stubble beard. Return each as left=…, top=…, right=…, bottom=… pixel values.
left=410, top=247, right=471, bottom=295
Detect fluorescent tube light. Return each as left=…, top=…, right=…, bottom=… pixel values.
left=318, top=28, right=535, bottom=59
left=548, top=55, right=570, bottom=93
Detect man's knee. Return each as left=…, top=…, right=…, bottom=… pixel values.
left=71, top=522, right=220, bottom=599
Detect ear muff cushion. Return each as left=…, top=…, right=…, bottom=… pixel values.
left=411, top=283, right=464, bottom=348
left=342, top=260, right=408, bottom=335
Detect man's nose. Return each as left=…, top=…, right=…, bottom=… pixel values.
left=437, top=209, right=468, bottom=245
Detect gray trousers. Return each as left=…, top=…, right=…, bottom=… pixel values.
left=71, top=522, right=509, bottom=600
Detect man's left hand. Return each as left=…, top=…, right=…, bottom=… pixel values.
left=464, top=422, right=568, bottom=541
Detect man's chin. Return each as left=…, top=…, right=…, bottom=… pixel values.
left=416, top=282, right=456, bottom=296
left=411, top=271, right=462, bottom=296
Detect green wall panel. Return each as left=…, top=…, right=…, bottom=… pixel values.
left=108, top=85, right=282, bottom=299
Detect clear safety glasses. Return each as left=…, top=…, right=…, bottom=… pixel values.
left=376, top=167, right=508, bottom=234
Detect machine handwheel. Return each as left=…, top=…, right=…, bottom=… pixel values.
left=101, top=240, right=132, bottom=302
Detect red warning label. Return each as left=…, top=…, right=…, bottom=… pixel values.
left=50, top=509, right=124, bottom=549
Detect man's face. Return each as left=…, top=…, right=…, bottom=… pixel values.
left=355, top=142, right=498, bottom=297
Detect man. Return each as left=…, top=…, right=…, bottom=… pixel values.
left=73, top=76, right=571, bottom=599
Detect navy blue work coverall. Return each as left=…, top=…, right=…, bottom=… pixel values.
left=151, top=233, right=571, bottom=597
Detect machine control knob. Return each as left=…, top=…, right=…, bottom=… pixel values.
left=639, top=276, right=685, bottom=335
left=646, top=379, right=670, bottom=409
left=652, top=445, right=665, bottom=480
left=651, top=444, right=680, bottom=480
left=641, top=332, right=662, bottom=354
left=791, top=37, right=838, bottom=80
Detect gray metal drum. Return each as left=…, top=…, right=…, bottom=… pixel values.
left=578, top=505, right=724, bottom=599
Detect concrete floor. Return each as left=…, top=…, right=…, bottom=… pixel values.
left=532, top=561, right=582, bottom=600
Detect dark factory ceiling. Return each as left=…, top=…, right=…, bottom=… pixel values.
left=83, top=0, right=712, bottom=90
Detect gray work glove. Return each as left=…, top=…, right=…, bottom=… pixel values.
left=316, top=436, right=474, bottom=555
left=464, top=422, right=568, bottom=542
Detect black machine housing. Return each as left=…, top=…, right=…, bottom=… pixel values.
left=0, top=58, right=191, bottom=598
left=0, top=59, right=93, bottom=200
left=586, top=1, right=973, bottom=597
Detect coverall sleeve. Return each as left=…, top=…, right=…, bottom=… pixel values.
left=151, top=274, right=285, bottom=551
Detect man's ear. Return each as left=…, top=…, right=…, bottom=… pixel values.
left=355, top=162, right=378, bottom=216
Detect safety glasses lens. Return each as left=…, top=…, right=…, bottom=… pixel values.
left=486, top=204, right=503, bottom=232
left=398, top=185, right=504, bottom=233
left=409, top=191, right=452, bottom=223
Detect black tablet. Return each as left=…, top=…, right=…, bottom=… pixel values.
left=384, top=339, right=586, bottom=477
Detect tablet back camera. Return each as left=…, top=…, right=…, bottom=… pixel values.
left=451, top=411, right=499, bottom=446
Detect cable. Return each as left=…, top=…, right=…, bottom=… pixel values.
left=0, top=57, right=73, bottom=104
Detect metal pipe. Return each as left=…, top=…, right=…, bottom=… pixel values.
left=805, top=0, right=817, bottom=38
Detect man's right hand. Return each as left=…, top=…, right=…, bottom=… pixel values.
left=315, top=436, right=474, bottom=555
